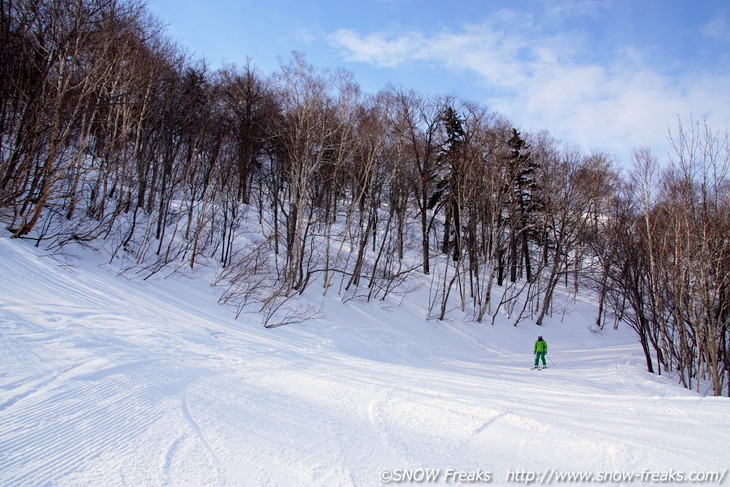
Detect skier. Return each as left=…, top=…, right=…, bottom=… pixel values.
left=534, top=335, right=548, bottom=369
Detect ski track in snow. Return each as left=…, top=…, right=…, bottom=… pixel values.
left=1, top=355, right=208, bottom=485
left=1, top=237, right=729, bottom=486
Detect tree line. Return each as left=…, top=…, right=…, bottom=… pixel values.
left=1, top=0, right=728, bottom=395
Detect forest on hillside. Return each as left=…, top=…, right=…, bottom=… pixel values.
left=1, top=0, right=728, bottom=395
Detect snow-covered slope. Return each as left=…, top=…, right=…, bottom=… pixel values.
left=0, top=237, right=727, bottom=487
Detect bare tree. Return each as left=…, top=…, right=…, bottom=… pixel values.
left=388, top=88, right=443, bottom=275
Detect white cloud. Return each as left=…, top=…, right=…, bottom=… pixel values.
left=702, top=16, right=730, bottom=41
left=329, top=29, right=428, bottom=67
left=328, top=20, right=730, bottom=163
left=540, top=0, right=611, bottom=21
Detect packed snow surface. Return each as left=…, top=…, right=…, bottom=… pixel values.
left=0, top=237, right=728, bottom=486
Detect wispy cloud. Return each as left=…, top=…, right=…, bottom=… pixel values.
left=540, top=0, right=611, bottom=21
left=329, top=29, right=428, bottom=67
left=328, top=17, right=730, bottom=163
left=702, top=16, right=730, bottom=41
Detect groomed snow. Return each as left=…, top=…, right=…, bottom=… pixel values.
left=0, top=237, right=728, bottom=486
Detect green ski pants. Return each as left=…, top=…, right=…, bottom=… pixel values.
left=534, top=351, right=546, bottom=367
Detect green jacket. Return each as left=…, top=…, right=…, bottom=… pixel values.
left=534, top=339, right=548, bottom=353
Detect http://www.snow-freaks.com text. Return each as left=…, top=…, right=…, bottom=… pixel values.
left=378, top=467, right=728, bottom=484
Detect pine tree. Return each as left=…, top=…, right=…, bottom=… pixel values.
left=505, top=129, right=541, bottom=283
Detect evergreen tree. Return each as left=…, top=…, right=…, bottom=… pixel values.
left=505, top=129, right=541, bottom=283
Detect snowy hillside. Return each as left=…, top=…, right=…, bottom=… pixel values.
left=0, top=236, right=728, bottom=487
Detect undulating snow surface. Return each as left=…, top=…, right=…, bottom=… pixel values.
left=0, top=237, right=728, bottom=486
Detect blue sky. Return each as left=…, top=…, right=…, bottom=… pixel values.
left=146, top=0, right=730, bottom=165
